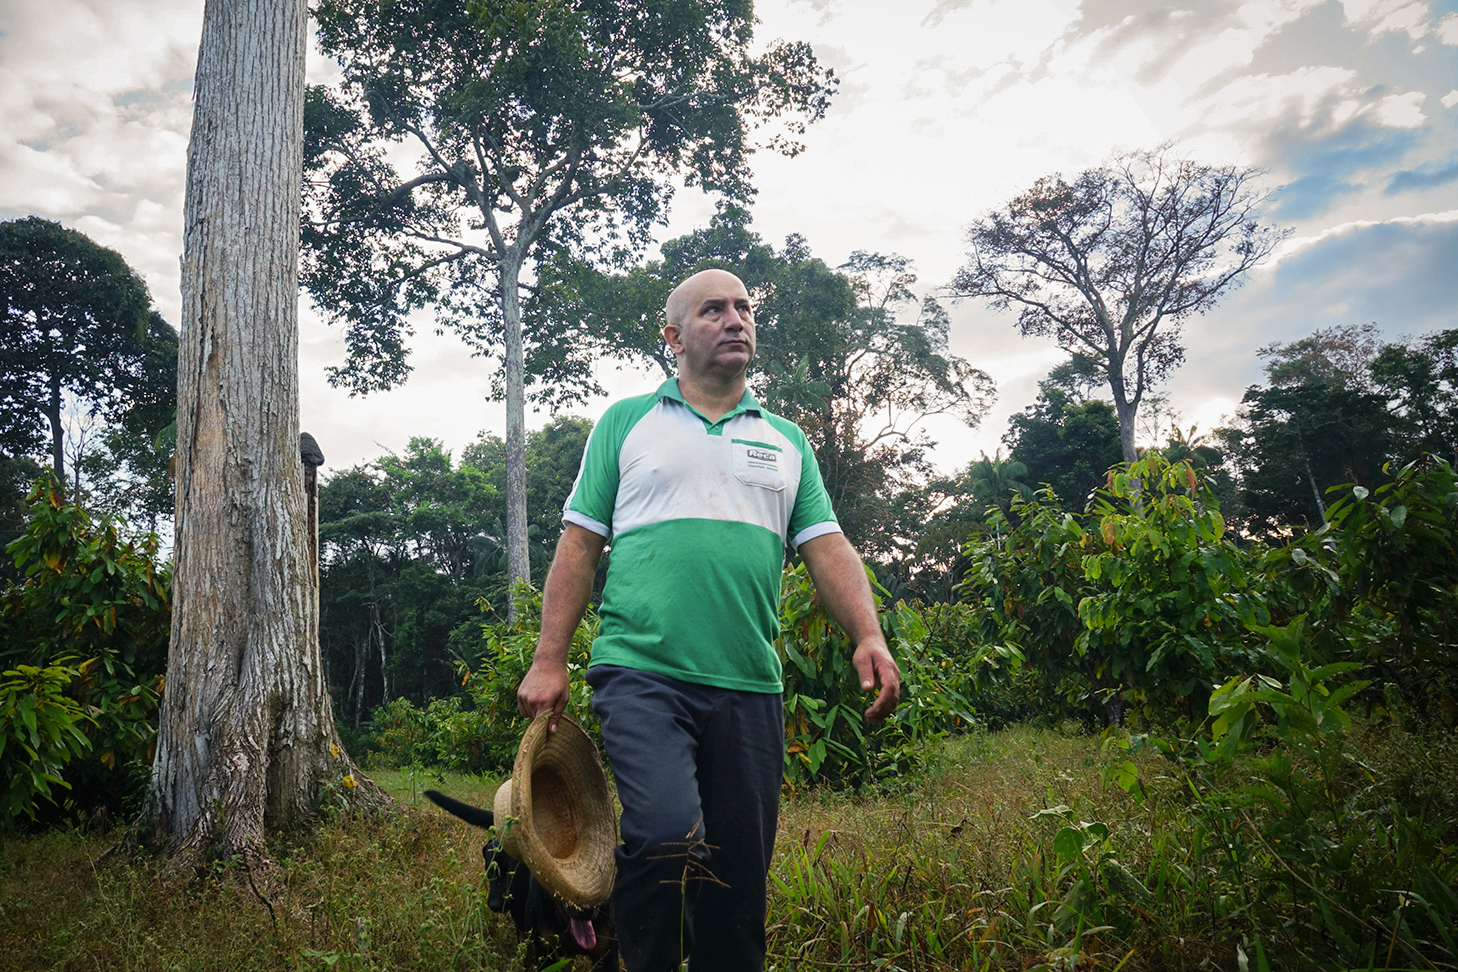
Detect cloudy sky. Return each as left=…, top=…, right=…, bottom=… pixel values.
left=3, top=0, right=1456, bottom=477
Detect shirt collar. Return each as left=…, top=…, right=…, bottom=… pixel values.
left=656, top=378, right=762, bottom=421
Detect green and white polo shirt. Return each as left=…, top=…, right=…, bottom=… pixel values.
left=564, top=379, right=840, bottom=693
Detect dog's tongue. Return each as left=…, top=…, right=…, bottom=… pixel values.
left=570, top=917, right=596, bottom=951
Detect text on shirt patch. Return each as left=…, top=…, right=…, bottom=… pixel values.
left=730, top=437, right=787, bottom=491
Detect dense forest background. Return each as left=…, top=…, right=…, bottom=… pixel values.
left=4, top=207, right=1456, bottom=743
left=5, top=173, right=1458, bottom=972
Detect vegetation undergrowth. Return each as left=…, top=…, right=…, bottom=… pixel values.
left=5, top=723, right=1455, bottom=971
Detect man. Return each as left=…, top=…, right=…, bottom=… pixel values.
left=518, top=267, right=901, bottom=972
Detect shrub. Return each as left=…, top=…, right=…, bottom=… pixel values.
left=778, top=563, right=988, bottom=790
left=1103, top=616, right=1457, bottom=967
left=363, top=571, right=992, bottom=792
left=0, top=663, right=93, bottom=822
left=0, top=484, right=169, bottom=823
left=1300, top=457, right=1458, bottom=724
left=961, top=454, right=1272, bottom=728
left=359, top=585, right=598, bottom=774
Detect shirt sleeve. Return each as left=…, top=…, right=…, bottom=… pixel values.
left=783, top=421, right=841, bottom=549
left=562, top=408, right=624, bottom=538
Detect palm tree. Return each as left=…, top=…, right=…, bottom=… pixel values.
left=966, top=451, right=1033, bottom=517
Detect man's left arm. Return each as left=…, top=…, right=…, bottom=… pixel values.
left=798, top=532, right=902, bottom=722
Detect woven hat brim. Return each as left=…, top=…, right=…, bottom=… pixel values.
left=502, top=713, right=617, bottom=909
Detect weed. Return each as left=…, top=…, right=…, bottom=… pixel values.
left=3, top=726, right=1454, bottom=970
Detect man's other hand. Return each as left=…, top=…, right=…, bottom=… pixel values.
left=853, top=640, right=901, bottom=722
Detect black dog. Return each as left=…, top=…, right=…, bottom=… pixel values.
left=424, top=789, right=617, bottom=971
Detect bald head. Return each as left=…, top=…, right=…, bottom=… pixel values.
left=665, top=268, right=747, bottom=330
left=661, top=268, right=755, bottom=388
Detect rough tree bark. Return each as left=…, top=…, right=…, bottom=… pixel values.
left=146, top=0, right=386, bottom=867
left=499, top=250, right=529, bottom=599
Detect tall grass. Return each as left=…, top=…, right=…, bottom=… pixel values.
left=2, top=725, right=1454, bottom=971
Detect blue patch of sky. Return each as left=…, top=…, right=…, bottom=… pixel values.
left=1241, top=1, right=1458, bottom=212
left=1270, top=123, right=1421, bottom=219
left=1271, top=218, right=1458, bottom=334
left=1194, top=217, right=1458, bottom=394
left=1387, top=159, right=1458, bottom=193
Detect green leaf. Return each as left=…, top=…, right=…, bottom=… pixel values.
left=1053, top=826, right=1084, bottom=861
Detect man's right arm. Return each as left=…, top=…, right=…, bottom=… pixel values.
left=517, top=523, right=607, bottom=733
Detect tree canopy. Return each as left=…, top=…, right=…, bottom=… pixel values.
left=951, top=146, right=1286, bottom=462
left=1217, top=324, right=1457, bottom=539
left=1004, top=376, right=1123, bottom=510
left=528, top=205, right=994, bottom=560
left=0, top=216, right=175, bottom=494
left=301, top=0, right=836, bottom=603
left=317, top=418, right=593, bottom=726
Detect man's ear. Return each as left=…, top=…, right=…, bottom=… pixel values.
left=662, top=323, right=682, bottom=354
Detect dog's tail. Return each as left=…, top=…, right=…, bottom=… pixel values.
left=423, top=789, right=495, bottom=830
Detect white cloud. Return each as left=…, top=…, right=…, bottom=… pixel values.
left=1340, top=0, right=1432, bottom=39
left=1438, top=13, right=1458, bottom=44
left=0, top=0, right=198, bottom=315
left=1269, top=208, right=1458, bottom=265
left=1370, top=90, right=1427, bottom=127
left=1186, top=64, right=1359, bottom=130
left=5, top=0, right=1454, bottom=474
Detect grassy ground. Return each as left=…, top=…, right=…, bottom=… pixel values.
left=2, top=725, right=1454, bottom=971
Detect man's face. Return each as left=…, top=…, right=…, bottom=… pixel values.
left=664, top=270, right=756, bottom=383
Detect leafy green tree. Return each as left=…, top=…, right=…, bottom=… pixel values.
left=1371, top=328, right=1458, bottom=464
left=375, top=438, right=498, bottom=584
left=1258, top=322, right=1384, bottom=393
left=531, top=207, right=993, bottom=559
left=74, top=311, right=179, bottom=528
left=0, top=217, right=175, bottom=494
left=320, top=438, right=495, bottom=711
left=1307, top=458, right=1458, bottom=723
left=1219, top=325, right=1398, bottom=538
left=1, top=662, right=93, bottom=824
left=964, top=451, right=1033, bottom=518
left=0, top=455, right=45, bottom=583
left=301, top=0, right=836, bottom=603
left=776, top=249, right=993, bottom=561
left=1, top=484, right=170, bottom=820
left=961, top=454, right=1270, bottom=727
left=903, top=454, right=1032, bottom=604
left=524, top=415, right=595, bottom=553
left=1222, top=381, right=1394, bottom=536
left=1005, top=383, right=1124, bottom=510
left=317, top=418, right=593, bottom=726
left=318, top=466, right=399, bottom=728
left=951, top=146, right=1286, bottom=462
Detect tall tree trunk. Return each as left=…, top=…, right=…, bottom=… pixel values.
left=1112, top=395, right=1139, bottom=464
left=347, top=635, right=364, bottom=729
left=1106, top=354, right=1139, bottom=464
left=1292, top=419, right=1327, bottom=520
left=146, top=0, right=385, bottom=868
left=500, top=250, right=530, bottom=618
left=46, top=376, right=64, bottom=488
left=376, top=604, right=390, bottom=704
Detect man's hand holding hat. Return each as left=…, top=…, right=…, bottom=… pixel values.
left=518, top=657, right=570, bottom=734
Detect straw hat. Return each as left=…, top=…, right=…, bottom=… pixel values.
left=492, top=713, right=617, bottom=909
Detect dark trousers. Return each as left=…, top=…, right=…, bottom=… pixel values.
left=586, top=665, right=783, bottom=972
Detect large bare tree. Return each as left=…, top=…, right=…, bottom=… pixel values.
left=952, top=146, right=1287, bottom=462
left=146, top=0, right=384, bottom=868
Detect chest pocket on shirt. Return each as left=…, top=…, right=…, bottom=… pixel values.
left=731, top=438, right=787, bottom=491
